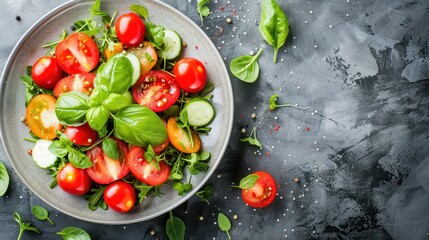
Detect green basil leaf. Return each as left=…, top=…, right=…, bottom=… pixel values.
left=102, top=138, right=120, bottom=160
left=166, top=212, right=185, bottom=240
left=94, top=56, right=133, bottom=95
left=57, top=227, right=91, bottom=240
left=59, top=133, right=73, bottom=147
left=218, top=213, right=232, bottom=239
left=56, top=92, right=90, bottom=125
left=0, top=162, right=10, bottom=196
left=113, top=105, right=167, bottom=146
left=238, top=173, right=260, bottom=190
left=86, top=105, right=109, bottom=131
left=230, top=48, right=263, bottom=83
left=89, top=88, right=109, bottom=107
left=197, top=0, right=211, bottom=24
left=31, top=205, right=55, bottom=225
left=68, top=148, right=93, bottom=169
left=144, top=145, right=156, bottom=162
left=145, top=22, right=165, bottom=49
left=130, top=4, right=149, bottom=20
left=259, top=0, right=289, bottom=62
left=48, top=141, right=68, bottom=157
left=102, top=93, right=130, bottom=112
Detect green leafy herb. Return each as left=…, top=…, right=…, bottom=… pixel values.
left=240, top=127, right=262, bottom=148
left=269, top=94, right=310, bottom=111
left=217, top=213, right=232, bottom=239
left=21, top=74, right=53, bottom=106
left=102, top=138, right=119, bottom=160
left=166, top=211, right=186, bottom=240
left=68, top=148, right=93, bottom=168
left=0, top=162, right=9, bottom=196
left=172, top=181, right=193, bottom=196
left=144, top=52, right=155, bottom=63
left=130, top=4, right=149, bottom=20
left=259, top=0, right=289, bottom=63
left=57, top=226, right=91, bottom=240
left=196, top=184, right=214, bottom=204
left=86, top=105, right=109, bottom=131
left=197, top=0, right=211, bottom=25
left=14, top=212, right=41, bottom=240
left=145, top=22, right=166, bottom=49
left=42, top=30, right=68, bottom=55
left=55, top=91, right=91, bottom=125
left=112, top=104, right=167, bottom=147
left=31, top=205, right=55, bottom=225
left=229, top=48, right=263, bottom=83
left=232, top=174, right=260, bottom=189
left=133, top=181, right=154, bottom=203
left=49, top=134, right=93, bottom=169
left=94, top=57, right=133, bottom=95
left=86, top=186, right=106, bottom=211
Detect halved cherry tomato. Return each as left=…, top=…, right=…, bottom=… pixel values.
left=53, top=73, right=95, bottom=98
left=131, top=70, right=180, bottom=112
left=152, top=121, right=169, bottom=154
left=31, top=56, right=64, bottom=89
left=104, top=42, right=124, bottom=60
left=25, top=94, right=62, bottom=140
left=104, top=181, right=136, bottom=213
left=242, top=171, right=277, bottom=208
left=57, top=163, right=92, bottom=196
left=115, top=12, right=146, bottom=47
left=85, top=138, right=130, bottom=185
left=64, top=123, right=98, bottom=146
left=55, top=32, right=99, bottom=74
left=173, top=58, right=207, bottom=93
left=127, top=146, right=171, bottom=186
left=167, top=117, right=201, bottom=153
left=128, top=41, right=157, bottom=75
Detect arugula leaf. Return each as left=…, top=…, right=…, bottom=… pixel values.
left=57, top=227, right=91, bottom=240
left=102, top=138, right=119, bottom=160
left=269, top=94, right=310, bottom=111
left=197, top=0, right=211, bottom=25
left=130, top=4, right=149, bottom=20
left=166, top=211, right=186, bottom=240
left=32, top=205, right=55, bottom=225
left=42, top=30, right=67, bottom=55
left=21, top=74, right=53, bottom=106
left=217, top=213, right=232, bottom=239
left=240, top=127, right=262, bottom=148
left=14, top=212, right=40, bottom=240
left=0, top=162, right=9, bottom=196
left=86, top=186, right=106, bottom=211
left=259, top=0, right=289, bottom=62
left=134, top=182, right=153, bottom=203
left=229, top=48, right=263, bottom=83
left=232, top=174, right=260, bottom=189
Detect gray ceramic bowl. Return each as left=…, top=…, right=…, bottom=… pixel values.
left=0, top=0, right=233, bottom=224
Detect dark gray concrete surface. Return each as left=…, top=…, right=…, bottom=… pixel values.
left=1, top=0, right=428, bottom=239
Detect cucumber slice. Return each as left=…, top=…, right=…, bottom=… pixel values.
left=112, top=52, right=141, bottom=85
left=32, top=139, right=58, bottom=169
left=184, top=99, right=215, bottom=127
left=158, top=29, right=182, bottom=60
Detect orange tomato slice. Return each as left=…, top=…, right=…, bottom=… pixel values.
left=167, top=117, right=201, bottom=153
left=128, top=41, right=158, bottom=75
left=26, top=94, right=62, bottom=140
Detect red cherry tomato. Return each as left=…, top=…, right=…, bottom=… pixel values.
left=55, top=32, right=99, bottom=74
left=31, top=56, right=64, bottom=89
left=57, top=163, right=92, bottom=196
left=64, top=123, right=98, bottom=146
left=241, top=171, right=277, bottom=208
left=104, top=181, right=136, bottom=213
left=85, top=138, right=130, bottom=185
left=127, top=146, right=171, bottom=186
left=53, top=73, right=95, bottom=98
left=115, top=12, right=146, bottom=47
left=173, top=58, right=207, bottom=93
left=131, top=70, right=180, bottom=112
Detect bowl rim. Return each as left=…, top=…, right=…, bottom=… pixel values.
left=0, top=0, right=234, bottom=224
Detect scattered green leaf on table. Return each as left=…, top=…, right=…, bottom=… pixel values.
left=269, top=94, right=310, bottom=111
left=240, top=127, right=262, bottom=148
left=196, top=184, right=214, bottom=204
left=14, top=212, right=40, bottom=240
left=229, top=48, right=263, bottom=83
left=197, top=0, right=211, bottom=25
left=31, top=205, right=55, bottom=225
left=218, top=213, right=232, bottom=239
left=166, top=211, right=186, bottom=240
left=57, top=226, right=91, bottom=240
left=259, top=0, right=289, bottom=63
left=0, top=162, right=9, bottom=196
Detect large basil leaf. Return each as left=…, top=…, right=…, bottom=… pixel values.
left=103, top=93, right=132, bottom=112
left=57, top=226, right=91, bottom=240
left=94, top=56, right=133, bottom=94
left=86, top=105, right=109, bottom=131
left=89, top=88, right=109, bottom=107
left=113, top=105, right=167, bottom=146
left=0, top=162, right=9, bottom=196
left=229, top=48, right=263, bottom=83
left=55, top=92, right=90, bottom=125
left=259, top=0, right=289, bottom=63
